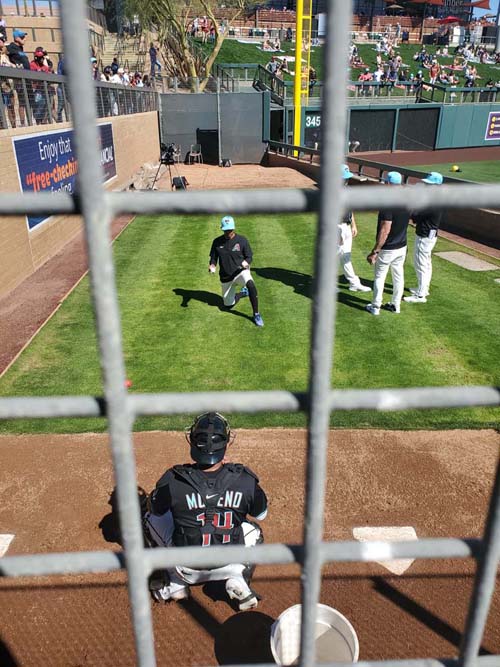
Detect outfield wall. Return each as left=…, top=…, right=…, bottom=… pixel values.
left=0, top=111, right=159, bottom=299
left=159, top=92, right=270, bottom=165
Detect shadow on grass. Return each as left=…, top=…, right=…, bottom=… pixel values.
left=253, top=267, right=312, bottom=298
left=254, top=267, right=375, bottom=311
left=172, top=289, right=254, bottom=323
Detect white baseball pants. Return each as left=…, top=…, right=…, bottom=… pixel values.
left=221, top=269, right=252, bottom=307
left=338, top=223, right=364, bottom=289
left=372, top=246, right=407, bottom=308
left=413, top=234, right=437, bottom=297
left=145, top=511, right=261, bottom=585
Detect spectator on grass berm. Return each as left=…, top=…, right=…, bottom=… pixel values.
left=308, top=66, right=317, bottom=96
left=365, top=171, right=410, bottom=316
left=339, top=165, right=371, bottom=294
left=358, top=68, right=373, bottom=96
left=209, top=216, right=264, bottom=328
left=143, top=412, right=267, bottom=608
left=428, top=59, right=441, bottom=85
left=266, top=55, right=279, bottom=74
left=404, top=172, right=444, bottom=305
left=0, top=35, right=17, bottom=128
left=30, top=46, right=50, bottom=124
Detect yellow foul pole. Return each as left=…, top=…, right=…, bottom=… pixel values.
left=293, top=0, right=304, bottom=150
left=293, top=0, right=312, bottom=150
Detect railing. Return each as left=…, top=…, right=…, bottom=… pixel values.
left=267, top=140, right=320, bottom=163
left=419, top=81, right=500, bottom=105
left=214, top=64, right=238, bottom=92
left=0, top=0, right=58, bottom=16
left=0, top=67, right=158, bottom=129
left=217, top=62, right=258, bottom=82
left=253, top=64, right=287, bottom=104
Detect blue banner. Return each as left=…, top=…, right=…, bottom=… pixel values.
left=13, top=124, right=116, bottom=230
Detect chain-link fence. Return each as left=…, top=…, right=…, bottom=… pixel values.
left=0, top=66, right=158, bottom=129
left=1, top=1, right=500, bottom=666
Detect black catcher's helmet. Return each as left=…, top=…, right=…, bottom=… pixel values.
left=187, top=412, right=232, bottom=466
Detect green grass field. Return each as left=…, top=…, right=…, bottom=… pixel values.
left=414, top=161, right=500, bottom=183
left=1, top=213, right=500, bottom=434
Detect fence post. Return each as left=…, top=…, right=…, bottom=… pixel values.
left=44, top=80, right=53, bottom=123
left=22, top=78, right=33, bottom=126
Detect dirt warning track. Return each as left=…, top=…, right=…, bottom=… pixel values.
left=0, top=429, right=498, bottom=666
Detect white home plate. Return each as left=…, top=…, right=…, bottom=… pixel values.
left=0, top=534, right=14, bottom=557
left=353, top=526, right=418, bottom=575
left=435, top=252, right=499, bottom=272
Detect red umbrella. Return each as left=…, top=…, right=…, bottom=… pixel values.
left=438, top=15, right=462, bottom=24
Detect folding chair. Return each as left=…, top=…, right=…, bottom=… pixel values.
left=188, top=143, right=203, bottom=164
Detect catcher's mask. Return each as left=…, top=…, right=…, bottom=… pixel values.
left=186, top=412, right=233, bottom=465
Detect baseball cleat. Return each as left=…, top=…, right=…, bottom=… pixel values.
left=225, top=577, right=260, bottom=611
left=404, top=295, right=427, bottom=303
left=151, top=583, right=190, bottom=603
left=409, top=287, right=429, bottom=297
left=239, top=287, right=249, bottom=298
left=384, top=303, right=401, bottom=313
left=253, top=313, right=264, bottom=327
left=349, top=284, right=371, bottom=293
left=365, top=304, right=380, bottom=316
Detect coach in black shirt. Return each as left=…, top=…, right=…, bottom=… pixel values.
left=366, top=171, right=410, bottom=316
left=404, top=171, right=444, bottom=304
left=209, top=215, right=264, bottom=327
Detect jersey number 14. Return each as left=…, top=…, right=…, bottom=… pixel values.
left=196, top=511, right=234, bottom=546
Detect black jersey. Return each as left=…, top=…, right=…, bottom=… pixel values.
left=412, top=210, right=443, bottom=238
left=377, top=208, right=410, bottom=250
left=150, top=463, right=267, bottom=547
left=209, top=233, right=253, bottom=283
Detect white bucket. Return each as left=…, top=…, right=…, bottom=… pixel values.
left=270, top=603, right=359, bottom=666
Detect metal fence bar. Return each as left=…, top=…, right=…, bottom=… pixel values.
left=460, top=460, right=500, bottom=667
left=1, top=386, right=500, bottom=420
left=0, top=537, right=483, bottom=579
left=59, top=1, right=155, bottom=665
left=200, top=660, right=500, bottom=667
left=300, top=1, right=352, bottom=664
left=5, top=183, right=500, bottom=217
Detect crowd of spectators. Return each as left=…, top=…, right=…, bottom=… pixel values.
left=352, top=36, right=500, bottom=98
left=0, top=20, right=156, bottom=129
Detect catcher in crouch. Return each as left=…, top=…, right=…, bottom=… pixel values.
left=143, top=412, right=268, bottom=610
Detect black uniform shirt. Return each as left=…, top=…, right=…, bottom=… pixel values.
left=412, top=210, right=444, bottom=238
left=377, top=209, right=410, bottom=250
left=209, top=233, right=253, bottom=283
left=151, top=464, right=268, bottom=546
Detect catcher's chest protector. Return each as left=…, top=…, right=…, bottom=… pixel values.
left=170, top=464, right=257, bottom=547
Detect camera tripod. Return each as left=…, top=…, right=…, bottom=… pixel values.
left=149, top=159, right=187, bottom=191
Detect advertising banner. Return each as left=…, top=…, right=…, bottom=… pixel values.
left=13, top=123, right=116, bottom=230
left=485, top=111, right=500, bottom=141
